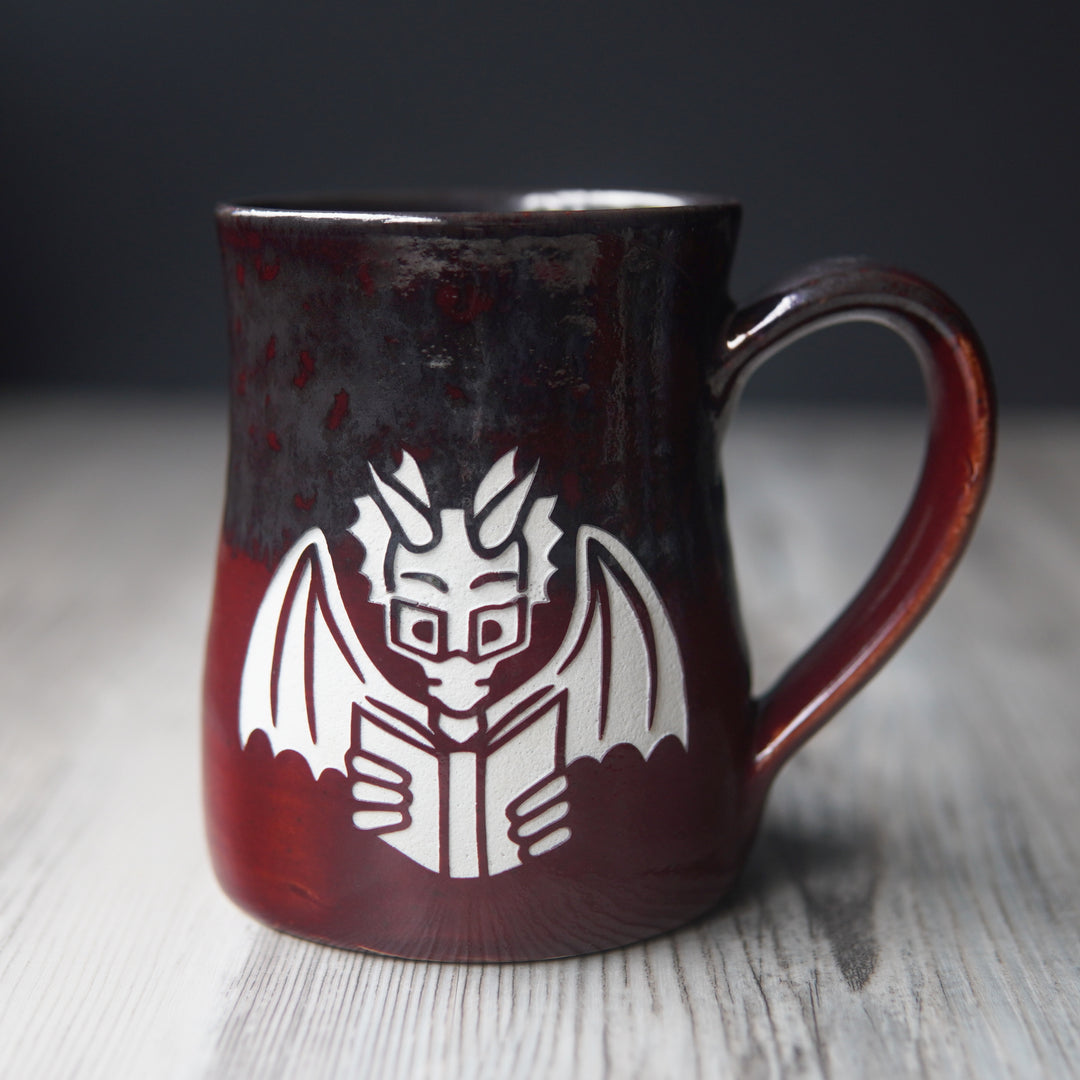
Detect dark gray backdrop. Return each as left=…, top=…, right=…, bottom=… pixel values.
left=2, top=0, right=1076, bottom=406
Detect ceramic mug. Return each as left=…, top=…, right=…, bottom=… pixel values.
left=203, top=190, right=994, bottom=961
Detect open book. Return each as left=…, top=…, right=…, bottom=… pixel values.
left=355, top=694, right=565, bottom=877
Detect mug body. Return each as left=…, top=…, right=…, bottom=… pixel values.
left=203, top=191, right=758, bottom=961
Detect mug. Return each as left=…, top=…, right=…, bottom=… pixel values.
left=203, top=190, right=994, bottom=961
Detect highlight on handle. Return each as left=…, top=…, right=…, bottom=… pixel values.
left=712, top=259, right=996, bottom=786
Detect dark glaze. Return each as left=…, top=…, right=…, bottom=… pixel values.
left=203, top=193, right=994, bottom=960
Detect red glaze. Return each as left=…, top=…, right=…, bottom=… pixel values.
left=711, top=259, right=996, bottom=800
left=203, top=193, right=994, bottom=961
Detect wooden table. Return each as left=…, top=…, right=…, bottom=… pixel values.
left=1, top=398, right=1077, bottom=1079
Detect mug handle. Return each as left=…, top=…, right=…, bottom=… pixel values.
left=712, top=258, right=995, bottom=787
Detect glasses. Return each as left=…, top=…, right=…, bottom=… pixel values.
left=389, top=597, right=527, bottom=663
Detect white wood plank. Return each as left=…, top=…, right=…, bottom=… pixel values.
left=0, top=398, right=1077, bottom=1079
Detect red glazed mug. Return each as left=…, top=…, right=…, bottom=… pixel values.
left=203, top=190, right=994, bottom=961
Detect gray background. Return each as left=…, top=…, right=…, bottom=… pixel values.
left=1, top=0, right=1075, bottom=406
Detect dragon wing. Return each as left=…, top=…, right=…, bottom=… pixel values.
left=488, top=526, right=688, bottom=764
left=239, top=528, right=424, bottom=779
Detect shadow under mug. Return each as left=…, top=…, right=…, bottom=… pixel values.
left=202, top=190, right=995, bottom=961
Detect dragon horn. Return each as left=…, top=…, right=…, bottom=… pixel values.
left=478, top=461, right=537, bottom=549
left=473, top=448, right=517, bottom=515
left=393, top=449, right=430, bottom=507
left=368, top=463, right=434, bottom=547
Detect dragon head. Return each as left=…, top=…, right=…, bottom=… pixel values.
left=350, top=449, right=561, bottom=715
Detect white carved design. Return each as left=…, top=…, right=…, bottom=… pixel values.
left=239, top=450, right=688, bottom=877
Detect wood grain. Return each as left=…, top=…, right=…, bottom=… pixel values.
left=0, top=397, right=1077, bottom=1079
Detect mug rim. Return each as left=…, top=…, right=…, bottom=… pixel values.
left=216, top=188, right=739, bottom=226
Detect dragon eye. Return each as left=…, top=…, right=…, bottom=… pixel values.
left=473, top=601, right=522, bottom=658
left=392, top=601, right=442, bottom=657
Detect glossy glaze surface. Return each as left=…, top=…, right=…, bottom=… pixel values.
left=203, top=192, right=994, bottom=960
